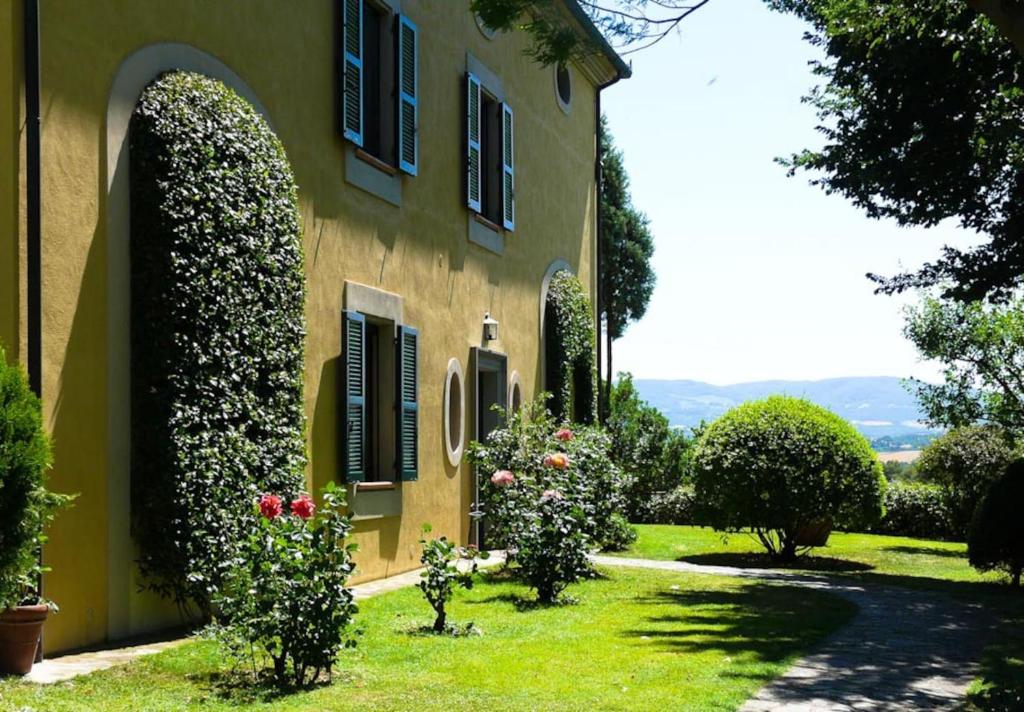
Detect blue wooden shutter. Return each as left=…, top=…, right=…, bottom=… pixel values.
left=342, top=0, right=364, bottom=146
left=396, top=15, right=418, bottom=175
left=342, top=311, right=366, bottom=482
left=466, top=73, right=482, bottom=213
left=501, top=103, right=515, bottom=231
left=396, top=325, right=419, bottom=481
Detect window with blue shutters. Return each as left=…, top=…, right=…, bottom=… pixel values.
left=341, top=311, right=418, bottom=484
left=340, top=2, right=419, bottom=175
left=466, top=72, right=514, bottom=232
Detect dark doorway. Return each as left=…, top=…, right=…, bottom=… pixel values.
left=471, top=347, right=507, bottom=548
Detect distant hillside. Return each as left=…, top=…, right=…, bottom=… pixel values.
left=632, top=377, right=942, bottom=446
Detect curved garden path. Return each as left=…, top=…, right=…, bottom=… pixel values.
left=592, top=555, right=994, bottom=711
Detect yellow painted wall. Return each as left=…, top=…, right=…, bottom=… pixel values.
left=0, top=1, right=21, bottom=363
left=34, top=0, right=602, bottom=653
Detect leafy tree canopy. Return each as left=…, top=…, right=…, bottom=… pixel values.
left=768, top=0, right=1024, bottom=302
left=904, top=292, right=1024, bottom=432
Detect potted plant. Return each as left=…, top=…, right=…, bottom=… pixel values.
left=0, top=349, right=74, bottom=675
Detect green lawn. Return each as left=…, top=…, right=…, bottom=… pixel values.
left=617, top=524, right=1000, bottom=585
left=0, top=567, right=854, bottom=712
left=618, top=525, right=1024, bottom=710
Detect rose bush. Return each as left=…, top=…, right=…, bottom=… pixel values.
left=468, top=397, right=631, bottom=553
left=417, top=524, right=487, bottom=633
left=515, top=488, right=593, bottom=603
left=211, top=483, right=358, bottom=687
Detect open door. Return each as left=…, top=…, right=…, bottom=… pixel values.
left=470, top=347, right=507, bottom=548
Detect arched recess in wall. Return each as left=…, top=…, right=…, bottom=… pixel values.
left=507, top=370, right=523, bottom=415
left=539, top=259, right=573, bottom=407
left=105, top=44, right=280, bottom=642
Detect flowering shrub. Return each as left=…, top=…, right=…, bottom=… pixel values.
left=417, top=525, right=488, bottom=633
left=467, top=397, right=630, bottom=553
left=516, top=489, right=593, bottom=603
left=211, top=483, right=358, bottom=687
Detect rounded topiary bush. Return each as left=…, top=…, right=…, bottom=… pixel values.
left=130, top=72, right=306, bottom=612
left=871, top=481, right=957, bottom=541
left=969, top=460, right=1024, bottom=586
left=544, top=271, right=596, bottom=425
left=693, top=396, right=886, bottom=561
left=917, top=425, right=1016, bottom=538
left=0, top=349, right=71, bottom=609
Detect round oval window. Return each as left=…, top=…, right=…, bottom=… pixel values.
left=444, top=359, right=465, bottom=466
left=555, top=64, right=572, bottom=109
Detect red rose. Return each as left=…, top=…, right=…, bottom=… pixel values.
left=259, top=494, right=283, bottom=519
left=291, top=494, right=316, bottom=520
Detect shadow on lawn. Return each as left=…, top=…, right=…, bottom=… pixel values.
left=679, top=552, right=874, bottom=573
left=188, top=668, right=346, bottom=706
left=881, top=544, right=966, bottom=559
left=622, top=584, right=854, bottom=667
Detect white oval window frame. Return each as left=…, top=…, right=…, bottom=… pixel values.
left=444, top=358, right=466, bottom=467
left=554, top=63, right=572, bottom=115
left=475, top=13, right=498, bottom=40
left=508, top=371, right=523, bottom=415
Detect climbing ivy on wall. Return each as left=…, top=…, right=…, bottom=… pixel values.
left=544, top=271, right=597, bottom=425
left=130, top=72, right=307, bottom=613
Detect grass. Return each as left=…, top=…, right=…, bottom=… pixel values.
left=0, top=566, right=855, bottom=712
left=617, top=524, right=1000, bottom=585
left=618, top=524, right=1024, bottom=710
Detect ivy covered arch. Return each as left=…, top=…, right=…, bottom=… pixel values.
left=543, top=270, right=597, bottom=425
left=129, top=71, right=306, bottom=612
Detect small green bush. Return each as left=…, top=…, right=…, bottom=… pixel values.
left=632, top=485, right=698, bottom=526
left=693, top=396, right=886, bottom=561
left=0, top=349, right=73, bottom=610
left=917, top=426, right=1017, bottom=537
left=129, top=71, right=307, bottom=612
left=969, top=461, right=1024, bottom=586
left=870, top=481, right=957, bottom=541
left=417, top=525, right=486, bottom=633
left=601, top=513, right=638, bottom=552
left=515, top=489, right=593, bottom=603
left=544, top=272, right=597, bottom=425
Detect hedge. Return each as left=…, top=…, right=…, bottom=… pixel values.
left=544, top=271, right=597, bottom=424
left=870, top=481, right=958, bottom=541
left=130, top=72, right=307, bottom=612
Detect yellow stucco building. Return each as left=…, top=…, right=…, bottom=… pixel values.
left=1, top=0, right=628, bottom=654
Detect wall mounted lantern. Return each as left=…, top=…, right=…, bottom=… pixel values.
left=483, top=312, right=499, bottom=342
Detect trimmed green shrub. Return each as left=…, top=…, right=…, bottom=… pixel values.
left=544, top=272, right=597, bottom=425
left=0, top=349, right=73, bottom=610
left=969, top=460, right=1024, bottom=586
left=602, top=513, right=639, bottom=552
left=694, top=396, right=886, bottom=561
left=130, top=72, right=307, bottom=612
left=870, top=481, right=957, bottom=541
left=917, top=425, right=1017, bottom=537
left=633, top=485, right=698, bottom=526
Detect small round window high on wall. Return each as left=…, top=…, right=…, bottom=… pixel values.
left=555, top=63, right=572, bottom=113
left=444, top=358, right=465, bottom=466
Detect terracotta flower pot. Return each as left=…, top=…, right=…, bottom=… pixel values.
left=794, top=519, right=833, bottom=548
left=0, top=604, right=48, bottom=675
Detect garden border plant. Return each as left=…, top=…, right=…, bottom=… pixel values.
left=544, top=271, right=597, bottom=424
left=417, top=524, right=487, bottom=634
left=129, top=71, right=307, bottom=613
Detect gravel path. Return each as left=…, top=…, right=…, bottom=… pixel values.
left=593, top=555, right=993, bottom=711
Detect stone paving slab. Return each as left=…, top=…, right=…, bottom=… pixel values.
left=593, top=554, right=993, bottom=712
left=25, top=551, right=506, bottom=685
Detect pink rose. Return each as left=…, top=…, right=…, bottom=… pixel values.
left=290, top=494, right=316, bottom=520
left=490, top=470, right=516, bottom=487
left=259, top=494, right=283, bottom=519
left=555, top=428, right=574, bottom=442
left=543, top=453, right=570, bottom=470
left=541, top=489, right=564, bottom=501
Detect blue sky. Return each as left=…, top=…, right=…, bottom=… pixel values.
left=600, top=0, right=981, bottom=385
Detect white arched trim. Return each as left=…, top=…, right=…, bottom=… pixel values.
left=105, top=43, right=275, bottom=642
left=507, top=370, right=523, bottom=415
left=539, top=259, right=574, bottom=340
